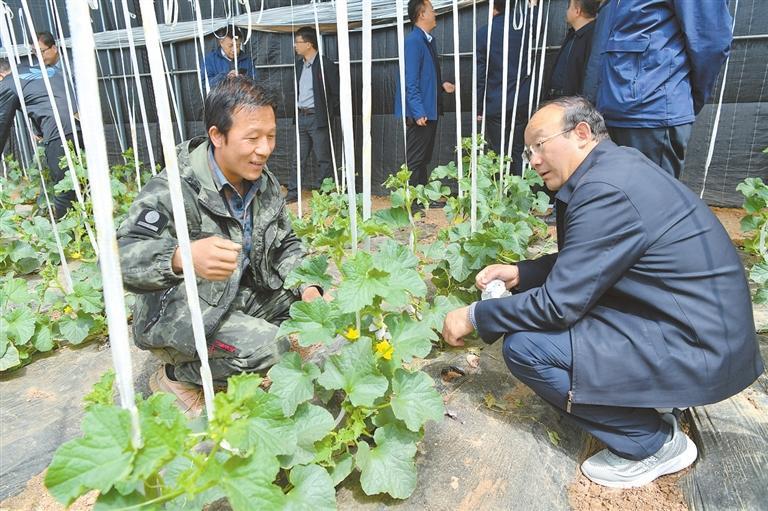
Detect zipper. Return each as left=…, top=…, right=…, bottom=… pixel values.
left=566, top=390, right=574, bottom=413
left=143, top=287, right=174, bottom=333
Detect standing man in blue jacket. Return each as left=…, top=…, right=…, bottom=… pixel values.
left=442, top=96, right=763, bottom=488
left=582, top=0, right=732, bottom=178
left=476, top=0, right=531, bottom=174
left=394, top=0, right=455, bottom=186
left=200, top=26, right=258, bottom=93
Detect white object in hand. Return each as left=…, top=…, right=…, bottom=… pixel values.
left=481, top=279, right=511, bottom=300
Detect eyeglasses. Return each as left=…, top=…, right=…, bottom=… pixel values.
left=294, top=39, right=308, bottom=45
left=39, top=45, right=54, bottom=54
left=522, top=127, right=573, bottom=162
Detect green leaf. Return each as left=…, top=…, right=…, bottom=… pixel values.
left=328, top=452, right=355, bottom=486
left=373, top=239, right=419, bottom=272
left=284, top=255, right=333, bottom=290
left=131, top=393, right=190, bottom=480
left=422, top=294, right=466, bottom=332
left=390, top=369, right=445, bottom=432
left=373, top=206, right=411, bottom=228
left=268, top=352, right=321, bottom=416
left=335, top=252, right=391, bottom=313
left=0, top=343, right=21, bottom=371
left=277, top=300, right=343, bottom=347
left=279, top=403, right=335, bottom=468
left=355, top=424, right=418, bottom=499
left=317, top=337, right=389, bottom=407
left=754, top=286, right=768, bottom=304
left=33, top=323, right=55, bottom=352
left=163, top=455, right=226, bottom=511
left=71, top=281, right=104, bottom=314
left=84, top=370, right=116, bottom=410
left=281, top=464, right=336, bottom=511
left=45, top=405, right=135, bottom=506
left=58, top=313, right=94, bottom=344
left=222, top=392, right=298, bottom=458
left=1, top=276, right=31, bottom=307
left=379, top=268, right=428, bottom=307
left=547, top=429, right=561, bottom=446
left=221, top=453, right=283, bottom=511
left=94, top=489, right=153, bottom=510
left=750, top=262, right=768, bottom=285
left=385, top=313, right=437, bottom=364
left=4, top=306, right=36, bottom=345
left=444, top=243, right=473, bottom=282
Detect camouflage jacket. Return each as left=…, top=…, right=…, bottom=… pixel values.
left=117, top=137, right=305, bottom=349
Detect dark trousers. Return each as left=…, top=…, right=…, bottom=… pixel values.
left=287, top=112, right=333, bottom=193
left=608, top=124, right=693, bottom=179
left=405, top=120, right=438, bottom=186
left=502, top=329, right=670, bottom=460
left=44, top=132, right=80, bottom=219
left=485, top=109, right=528, bottom=176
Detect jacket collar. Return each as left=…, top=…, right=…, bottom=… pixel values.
left=555, top=139, right=617, bottom=205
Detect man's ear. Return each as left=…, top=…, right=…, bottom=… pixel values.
left=208, top=125, right=225, bottom=148
left=573, top=121, right=593, bottom=145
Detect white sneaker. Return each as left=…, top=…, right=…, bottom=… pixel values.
left=580, top=413, right=698, bottom=488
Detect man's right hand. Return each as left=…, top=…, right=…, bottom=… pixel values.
left=416, top=116, right=428, bottom=126
left=172, top=236, right=241, bottom=281
left=475, top=264, right=520, bottom=291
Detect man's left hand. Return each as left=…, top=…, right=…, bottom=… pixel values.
left=301, top=286, right=323, bottom=302
left=442, top=306, right=474, bottom=347
left=442, top=82, right=455, bottom=93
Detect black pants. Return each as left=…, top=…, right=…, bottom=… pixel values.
left=608, top=124, right=693, bottom=179
left=287, top=112, right=333, bottom=193
left=44, top=132, right=80, bottom=219
left=405, top=120, right=438, bottom=186
left=485, top=109, right=528, bottom=176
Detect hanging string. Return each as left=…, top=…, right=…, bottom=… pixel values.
left=65, top=0, right=141, bottom=448
left=533, top=0, right=550, bottom=109
left=289, top=0, right=304, bottom=216
left=137, top=0, right=217, bottom=415
left=336, top=0, right=358, bottom=251
left=451, top=0, right=462, bottom=197
left=362, top=0, right=372, bottom=219
left=479, top=0, right=494, bottom=139
left=504, top=0, right=528, bottom=180
left=497, top=0, right=512, bottom=183
left=701, top=0, right=739, bottom=199
left=191, top=0, right=209, bottom=98
left=313, top=1, right=340, bottom=193
left=470, top=0, right=478, bottom=232
left=528, top=0, right=544, bottom=118
left=117, top=0, right=158, bottom=175
left=160, top=45, right=185, bottom=141
left=19, top=0, right=99, bottom=257
left=395, top=0, right=408, bottom=168
left=163, top=0, right=179, bottom=26
left=0, top=5, right=73, bottom=294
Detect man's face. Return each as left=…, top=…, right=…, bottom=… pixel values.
left=219, top=36, right=241, bottom=60
left=38, top=40, right=59, bottom=66
left=293, top=36, right=311, bottom=57
left=523, top=106, right=580, bottom=191
left=210, top=105, right=276, bottom=186
left=420, top=0, right=438, bottom=32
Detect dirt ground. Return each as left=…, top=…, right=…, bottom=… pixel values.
left=0, top=195, right=753, bottom=511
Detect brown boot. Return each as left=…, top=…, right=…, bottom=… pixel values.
left=149, top=366, right=204, bottom=418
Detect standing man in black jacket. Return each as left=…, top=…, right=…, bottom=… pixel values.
left=285, top=26, right=340, bottom=203
left=544, top=0, right=598, bottom=99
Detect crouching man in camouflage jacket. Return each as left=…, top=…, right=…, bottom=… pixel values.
left=117, top=76, right=323, bottom=416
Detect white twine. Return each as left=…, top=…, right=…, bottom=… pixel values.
left=498, top=0, right=512, bottom=180
left=0, top=6, right=74, bottom=293
left=528, top=0, right=544, bottom=118
left=160, top=47, right=185, bottom=141
left=138, top=0, right=217, bottom=415
left=701, top=0, right=739, bottom=199
left=504, top=2, right=528, bottom=180
left=451, top=0, right=462, bottom=197
left=289, top=0, right=303, bottom=216
left=362, top=0, right=372, bottom=219
left=395, top=0, right=408, bottom=166
left=470, top=0, right=478, bottom=232
left=118, top=0, right=158, bottom=175
left=191, top=0, right=209, bottom=98
left=479, top=0, right=493, bottom=138
left=336, top=0, right=358, bottom=251
left=65, top=0, right=141, bottom=448
left=534, top=0, right=550, bottom=109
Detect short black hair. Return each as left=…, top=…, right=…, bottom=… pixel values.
left=0, top=58, right=10, bottom=74
left=295, top=27, right=318, bottom=50
left=493, top=0, right=506, bottom=13
left=536, top=95, right=609, bottom=141
left=572, top=0, right=600, bottom=18
left=408, top=0, right=427, bottom=24
left=37, top=31, right=56, bottom=48
left=205, top=75, right=276, bottom=141
left=213, top=25, right=245, bottom=41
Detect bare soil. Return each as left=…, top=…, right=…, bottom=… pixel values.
left=1, top=195, right=751, bottom=511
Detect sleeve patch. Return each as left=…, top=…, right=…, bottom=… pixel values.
left=134, top=209, right=169, bottom=235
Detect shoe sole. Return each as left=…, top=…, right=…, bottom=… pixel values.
left=582, top=437, right=698, bottom=489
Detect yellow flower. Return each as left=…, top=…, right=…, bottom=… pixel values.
left=70, top=251, right=81, bottom=260
left=342, top=327, right=360, bottom=341
left=375, top=340, right=394, bottom=361
left=63, top=305, right=74, bottom=315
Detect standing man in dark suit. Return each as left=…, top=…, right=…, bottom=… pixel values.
left=285, top=26, right=340, bottom=203
left=394, top=0, right=455, bottom=186
left=582, top=0, right=733, bottom=178
left=442, top=96, right=763, bottom=488
left=544, top=0, right=598, bottom=100
left=476, top=0, right=530, bottom=174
